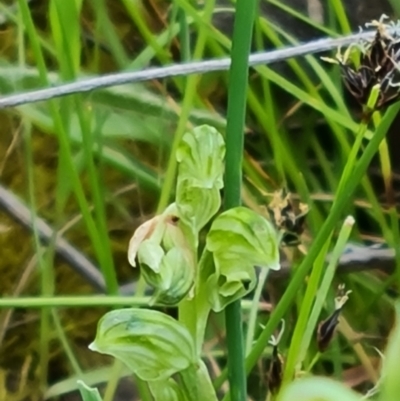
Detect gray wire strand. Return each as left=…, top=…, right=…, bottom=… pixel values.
left=0, top=183, right=106, bottom=291
left=0, top=30, right=377, bottom=109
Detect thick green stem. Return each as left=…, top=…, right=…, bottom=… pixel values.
left=223, top=0, right=258, bottom=400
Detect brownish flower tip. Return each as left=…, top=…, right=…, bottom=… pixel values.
left=316, top=284, right=352, bottom=352
left=317, top=308, right=342, bottom=352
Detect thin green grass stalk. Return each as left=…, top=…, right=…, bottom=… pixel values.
left=242, top=157, right=273, bottom=191
left=103, top=361, right=125, bottom=401
left=296, top=172, right=324, bottom=236
left=121, top=0, right=171, bottom=62
left=356, top=274, right=395, bottom=330
left=259, top=20, right=324, bottom=99
left=51, top=1, right=117, bottom=293
left=0, top=296, right=151, bottom=308
left=245, top=90, right=305, bottom=193
left=238, top=4, right=354, bottom=132
left=309, top=136, right=338, bottom=192
left=90, top=0, right=129, bottom=68
left=17, top=2, right=25, bottom=66
left=253, top=19, right=285, bottom=181
left=223, top=0, right=258, bottom=400
left=299, top=216, right=355, bottom=368
left=321, top=310, right=340, bottom=376
left=51, top=309, right=83, bottom=376
left=127, top=18, right=184, bottom=70
left=370, top=112, right=400, bottom=287
left=389, top=207, right=400, bottom=285
left=282, top=234, right=332, bottom=384
left=16, top=16, right=56, bottom=389
left=157, top=0, right=216, bottom=212
left=267, top=21, right=349, bottom=115
left=75, top=104, right=118, bottom=290
left=254, top=65, right=366, bottom=135
left=310, top=109, right=388, bottom=237
left=167, top=2, right=189, bottom=95
left=255, top=10, right=349, bottom=126
left=265, top=0, right=338, bottom=37
left=23, top=118, right=52, bottom=390
left=245, top=268, right=269, bottom=355
left=0, top=2, right=56, bottom=57
left=328, top=0, right=351, bottom=34
left=0, top=296, right=263, bottom=309
left=336, top=85, right=380, bottom=196
left=178, top=6, right=191, bottom=62
left=18, top=0, right=119, bottom=294
left=217, top=102, right=400, bottom=398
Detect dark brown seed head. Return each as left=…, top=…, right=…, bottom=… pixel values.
left=323, top=16, right=400, bottom=112
left=317, top=308, right=342, bottom=352
left=267, top=344, right=284, bottom=395
left=316, top=284, right=352, bottom=352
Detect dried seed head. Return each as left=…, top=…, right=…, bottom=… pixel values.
left=267, top=343, right=284, bottom=395
left=323, top=15, right=400, bottom=112
left=267, top=189, right=309, bottom=246
left=317, top=284, right=352, bottom=352
left=267, top=320, right=285, bottom=395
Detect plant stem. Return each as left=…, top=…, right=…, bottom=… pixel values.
left=223, top=0, right=258, bottom=400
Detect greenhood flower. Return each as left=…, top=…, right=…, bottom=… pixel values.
left=128, top=203, right=195, bottom=305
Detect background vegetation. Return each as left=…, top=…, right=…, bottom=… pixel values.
left=1, top=0, right=400, bottom=400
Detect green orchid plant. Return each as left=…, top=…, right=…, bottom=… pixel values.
left=79, top=125, right=281, bottom=400
left=77, top=121, right=400, bottom=401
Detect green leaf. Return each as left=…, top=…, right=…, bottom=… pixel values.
left=89, top=308, right=197, bottom=382
left=77, top=381, right=103, bottom=401
left=205, top=206, right=280, bottom=311
left=176, top=125, right=225, bottom=233
left=49, top=0, right=83, bottom=77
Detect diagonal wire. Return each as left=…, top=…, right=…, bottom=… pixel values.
left=0, top=30, right=379, bottom=109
